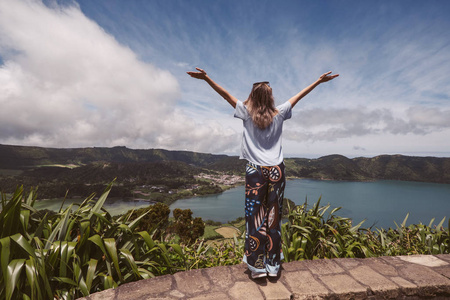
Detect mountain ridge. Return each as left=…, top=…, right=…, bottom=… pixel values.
left=0, top=144, right=232, bottom=169
left=1, top=144, right=450, bottom=184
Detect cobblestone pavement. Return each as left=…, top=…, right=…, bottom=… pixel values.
left=79, top=254, right=450, bottom=299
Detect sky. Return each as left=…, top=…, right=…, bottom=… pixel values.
left=0, top=0, right=450, bottom=158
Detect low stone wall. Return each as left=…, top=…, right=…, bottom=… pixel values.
left=80, top=254, right=450, bottom=299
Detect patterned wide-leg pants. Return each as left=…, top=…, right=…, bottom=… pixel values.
left=242, top=161, right=285, bottom=275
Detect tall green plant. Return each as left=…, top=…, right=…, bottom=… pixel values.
left=282, top=197, right=375, bottom=261
left=0, top=184, right=179, bottom=299
left=1, top=185, right=448, bottom=299
left=281, top=198, right=449, bottom=261
left=376, top=214, right=449, bottom=255
left=173, top=236, right=245, bottom=270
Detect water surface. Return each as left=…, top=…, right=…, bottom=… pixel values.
left=170, top=179, right=450, bottom=229
left=31, top=179, right=450, bottom=229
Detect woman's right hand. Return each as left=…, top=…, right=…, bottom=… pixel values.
left=318, top=71, right=339, bottom=83
left=186, top=67, right=238, bottom=108
left=186, top=67, right=208, bottom=80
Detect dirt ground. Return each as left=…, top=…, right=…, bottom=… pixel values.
left=215, top=226, right=240, bottom=238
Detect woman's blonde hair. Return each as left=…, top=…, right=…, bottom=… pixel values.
left=244, top=82, right=277, bottom=129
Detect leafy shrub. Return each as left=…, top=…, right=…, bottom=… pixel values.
left=123, top=202, right=170, bottom=239
left=170, top=208, right=205, bottom=245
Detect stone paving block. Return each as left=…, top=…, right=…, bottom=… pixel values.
left=228, top=263, right=250, bottom=281
left=399, top=264, right=450, bottom=287
left=320, top=274, right=366, bottom=295
left=284, top=270, right=329, bottom=296
left=348, top=265, right=399, bottom=298
left=335, top=257, right=363, bottom=270
left=349, top=265, right=398, bottom=290
left=435, top=254, right=450, bottom=263
left=173, top=269, right=210, bottom=295
left=228, top=281, right=264, bottom=299
left=433, top=266, right=450, bottom=278
left=281, top=260, right=308, bottom=272
left=399, top=254, right=449, bottom=267
left=204, top=265, right=234, bottom=290
left=304, top=259, right=344, bottom=275
left=292, top=296, right=329, bottom=300
left=363, top=257, right=398, bottom=276
left=259, top=280, right=292, bottom=300
left=169, top=290, right=185, bottom=298
left=189, top=292, right=231, bottom=300
left=115, top=274, right=173, bottom=299
left=380, top=255, right=408, bottom=267
left=390, top=276, right=416, bottom=289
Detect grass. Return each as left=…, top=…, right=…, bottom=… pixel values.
left=230, top=218, right=246, bottom=233
left=202, top=225, right=223, bottom=240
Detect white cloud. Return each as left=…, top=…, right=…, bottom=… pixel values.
left=0, top=0, right=238, bottom=153
left=1, top=0, right=449, bottom=158
left=406, top=107, right=450, bottom=129
left=285, top=106, right=450, bottom=143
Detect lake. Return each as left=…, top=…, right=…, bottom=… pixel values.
left=169, top=179, right=450, bottom=229
left=31, top=179, right=450, bottom=230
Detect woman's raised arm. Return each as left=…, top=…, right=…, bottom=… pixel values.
left=187, top=68, right=238, bottom=108
left=288, top=71, right=339, bottom=108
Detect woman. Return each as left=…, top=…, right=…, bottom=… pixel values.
left=187, top=67, right=338, bottom=278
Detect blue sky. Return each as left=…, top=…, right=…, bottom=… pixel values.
left=1, top=0, right=449, bottom=158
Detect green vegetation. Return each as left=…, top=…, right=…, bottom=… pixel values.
left=0, top=144, right=240, bottom=171
left=122, top=203, right=170, bottom=239
left=202, top=225, right=224, bottom=240
left=282, top=197, right=450, bottom=261
left=170, top=208, right=205, bottom=245
left=0, top=184, right=184, bottom=299
left=285, top=154, right=450, bottom=183
left=172, top=237, right=244, bottom=271
left=0, top=184, right=241, bottom=299
left=2, top=144, right=450, bottom=188
left=1, top=184, right=449, bottom=299
left=0, top=160, right=228, bottom=206
left=123, top=205, right=206, bottom=245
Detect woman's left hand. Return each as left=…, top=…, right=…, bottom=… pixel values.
left=186, top=67, right=208, bottom=80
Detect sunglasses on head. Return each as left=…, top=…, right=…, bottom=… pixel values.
left=253, top=81, right=270, bottom=87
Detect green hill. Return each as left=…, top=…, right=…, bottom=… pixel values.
left=1, top=144, right=450, bottom=200
left=285, top=154, right=369, bottom=181
left=285, top=154, right=450, bottom=184
left=0, top=144, right=245, bottom=201
left=0, top=144, right=236, bottom=169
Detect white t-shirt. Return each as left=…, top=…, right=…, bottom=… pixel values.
left=234, top=100, right=292, bottom=166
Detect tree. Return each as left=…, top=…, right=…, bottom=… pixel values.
left=170, top=208, right=205, bottom=245
left=125, top=202, right=170, bottom=239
